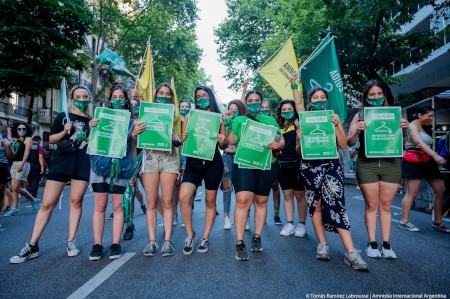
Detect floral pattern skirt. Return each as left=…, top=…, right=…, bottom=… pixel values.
left=300, top=159, right=351, bottom=232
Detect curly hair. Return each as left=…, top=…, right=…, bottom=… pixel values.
left=276, top=99, right=298, bottom=128
left=227, top=100, right=247, bottom=116
left=12, top=122, right=33, bottom=139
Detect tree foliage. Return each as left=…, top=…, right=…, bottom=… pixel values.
left=0, top=0, right=92, bottom=123
left=215, top=0, right=443, bottom=105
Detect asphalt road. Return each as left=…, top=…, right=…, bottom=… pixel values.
left=1, top=181, right=449, bottom=298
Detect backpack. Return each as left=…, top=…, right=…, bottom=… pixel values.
left=437, top=132, right=450, bottom=167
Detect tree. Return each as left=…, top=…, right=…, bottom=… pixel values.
left=0, top=0, right=92, bottom=124
left=215, top=0, right=442, bottom=105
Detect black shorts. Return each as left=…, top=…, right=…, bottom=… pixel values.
left=48, top=147, right=90, bottom=182
left=277, top=165, right=304, bottom=191
left=46, top=172, right=88, bottom=183
left=91, top=182, right=126, bottom=194
left=402, top=158, right=442, bottom=180
left=232, top=162, right=279, bottom=196
left=182, top=151, right=223, bottom=190
left=0, top=163, right=11, bottom=183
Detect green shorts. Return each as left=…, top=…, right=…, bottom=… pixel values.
left=356, top=157, right=401, bottom=184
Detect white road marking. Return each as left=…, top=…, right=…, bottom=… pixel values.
left=66, top=252, right=135, bottom=299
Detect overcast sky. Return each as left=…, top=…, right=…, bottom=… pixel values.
left=195, top=0, right=241, bottom=105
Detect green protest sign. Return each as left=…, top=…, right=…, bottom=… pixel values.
left=364, top=107, right=402, bottom=158
left=87, top=107, right=130, bottom=158
left=235, top=119, right=277, bottom=170
left=137, top=102, right=174, bottom=151
left=182, top=109, right=222, bottom=161
left=299, top=110, right=337, bottom=159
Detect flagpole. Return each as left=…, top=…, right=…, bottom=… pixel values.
left=134, top=37, right=151, bottom=89
left=256, top=34, right=295, bottom=74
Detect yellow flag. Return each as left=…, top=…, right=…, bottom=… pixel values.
left=258, top=38, right=302, bottom=100
left=138, top=42, right=153, bottom=102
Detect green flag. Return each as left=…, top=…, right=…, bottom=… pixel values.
left=300, top=38, right=346, bottom=121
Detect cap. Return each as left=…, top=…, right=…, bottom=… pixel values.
left=32, top=135, right=41, bottom=141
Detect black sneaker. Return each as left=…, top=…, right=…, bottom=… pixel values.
left=1, top=206, right=10, bottom=214
left=274, top=215, right=282, bottom=226
left=235, top=241, right=249, bottom=261
left=123, top=224, right=135, bottom=240
left=109, top=243, right=122, bottom=260
left=433, top=222, right=450, bottom=233
left=141, top=205, right=147, bottom=215
left=197, top=239, right=209, bottom=253
left=183, top=232, right=197, bottom=255
left=251, top=234, right=263, bottom=252
left=89, top=244, right=104, bottom=261
left=106, top=212, right=114, bottom=220
left=10, top=243, right=40, bottom=264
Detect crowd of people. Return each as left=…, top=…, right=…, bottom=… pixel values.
left=2, top=77, right=449, bottom=271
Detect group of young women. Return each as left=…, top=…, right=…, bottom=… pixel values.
left=8, top=77, right=448, bottom=270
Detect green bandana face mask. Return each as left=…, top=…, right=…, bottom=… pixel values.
left=179, top=108, right=190, bottom=116
left=73, top=99, right=91, bottom=112
left=110, top=99, right=127, bottom=109
left=281, top=111, right=295, bottom=120
left=155, top=96, right=171, bottom=104
left=131, top=106, right=140, bottom=117
left=233, top=110, right=239, bottom=118
left=310, top=100, right=328, bottom=111
left=197, top=97, right=210, bottom=109
left=246, top=102, right=262, bottom=116
left=366, top=97, right=385, bottom=107
left=260, top=110, right=271, bottom=116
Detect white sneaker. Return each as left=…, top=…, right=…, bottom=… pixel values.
left=365, top=242, right=381, bottom=258
left=294, top=223, right=306, bottom=237
left=245, top=218, right=250, bottom=231
left=67, top=240, right=80, bottom=257
left=381, top=244, right=397, bottom=259
left=280, top=223, right=295, bottom=236
left=224, top=216, right=232, bottom=230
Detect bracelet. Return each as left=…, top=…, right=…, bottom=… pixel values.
left=291, top=83, right=298, bottom=90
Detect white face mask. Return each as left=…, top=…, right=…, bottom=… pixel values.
left=18, top=130, right=27, bottom=137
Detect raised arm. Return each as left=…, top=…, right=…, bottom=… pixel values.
left=291, top=73, right=305, bottom=113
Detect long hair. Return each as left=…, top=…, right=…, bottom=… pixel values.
left=227, top=99, right=247, bottom=116
left=276, top=99, right=298, bottom=128
left=12, top=122, right=33, bottom=139
left=195, top=86, right=221, bottom=113
left=361, top=79, right=388, bottom=108
left=154, top=83, right=175, bottom=104
left=107, top=83, right=130, bottom=112
left=68, top=85, right=92, bottom=115
left=306, top=87, right=328, bottom=111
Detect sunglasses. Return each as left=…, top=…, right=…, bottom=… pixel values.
left=17, top=128, right=27, bottom=131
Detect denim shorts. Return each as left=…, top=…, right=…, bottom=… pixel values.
left=142, top=152, right=179, bottom=174
left=10, top=161, right=30, bottom=181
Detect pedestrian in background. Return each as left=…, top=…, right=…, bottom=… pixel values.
left=399, top=105, right=449, bottom=233
left=26, top=135, right=44, bottom=200
left=10, top=85, right=92, bottom=264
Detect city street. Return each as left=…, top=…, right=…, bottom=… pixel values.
left=1, top=181, right=449, bottom=298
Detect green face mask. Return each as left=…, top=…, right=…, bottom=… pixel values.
left=131, top=106, right=140, bottom=117
left=73, top=99, right=91, bottom=112
left=233, top=110, right=239, bottom=118
left=366, top=97, right=385, bottom=107
left=310, top=100, right=328, bottom=111
left=155, top=96, right=171, bottom=104
left=110, top=99, right=127, bottom=109
left=281, top=111, right=295, bottom=120
left=260, top=110, right=271, bottom=116
left=179, top=108, right=190, bottom=116
left=197, top=97, right=210, bottom=109
left=246, top=102, right=262, bottom=116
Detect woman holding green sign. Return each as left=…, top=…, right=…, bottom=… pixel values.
left=347, top=79, right=409, bottom=260
left=227, top=90, right=284, bottom=261
left=179, top=86, right=227, bottom=255
left=299, top=87, right=368, bottom=271
left=89, top=84, right=134, bottom=261
left=133, top=83, right=181, bottom=257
